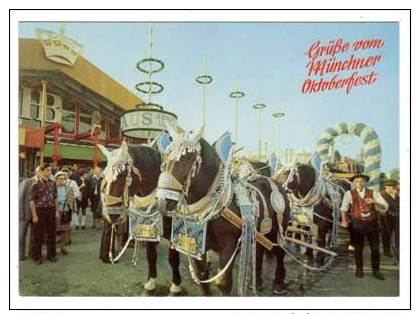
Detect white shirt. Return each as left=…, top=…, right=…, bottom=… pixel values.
left=340, top=188, right=388, bottom=214
left=66, top=179, right=81, bottom=199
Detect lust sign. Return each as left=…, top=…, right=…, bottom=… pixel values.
left=120, top=109, right=177, bottom=139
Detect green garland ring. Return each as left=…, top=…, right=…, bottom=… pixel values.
left=196, top=75, right=213, bottom=85
left=253, top=103, right=266, bottom=110
left=136, top=102, right=164, bottom=111
left=135, top=81, right=164, bottom=95
left=136, top=58, right=165, bottom=74
left=272, top=112, right=285, bottom=118
left=229, top=91, right=245, bottom=99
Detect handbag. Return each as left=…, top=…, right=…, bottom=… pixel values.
left=59, top=188, right=72, bottom=224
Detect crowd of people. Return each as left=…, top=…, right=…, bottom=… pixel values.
left=18, top=163, right=104, bottom=264
left=19, top=163, right=399, bottom=281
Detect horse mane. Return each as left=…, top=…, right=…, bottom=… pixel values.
left=128, top=145, right=162, bottom=195
left=248, top=161, right=272, bottom=177
left=187, top=138, right=220, bottom=203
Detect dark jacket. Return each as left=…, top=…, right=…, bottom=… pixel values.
left=19, top=177, right=37, bottom=221
left=89, top=176, right=103, bottom=200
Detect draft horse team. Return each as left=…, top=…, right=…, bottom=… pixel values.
left=98, top=122, right=393, bottom=296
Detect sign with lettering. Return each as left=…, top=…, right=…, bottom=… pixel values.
left=36, top=28, right=83, bottom=66
left=120, top=109, right=177, bottom=139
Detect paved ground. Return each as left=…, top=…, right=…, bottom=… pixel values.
left=19, top=227, right=399, bottom=297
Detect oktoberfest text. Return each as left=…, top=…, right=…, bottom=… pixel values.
left=301, top=38, right=384, bottom=95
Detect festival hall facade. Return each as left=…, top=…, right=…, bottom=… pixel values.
left=18, top=37, right=144, bottom=177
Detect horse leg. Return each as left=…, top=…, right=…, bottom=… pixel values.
left=168, top=247, right=183, bottom=296
left=255, top=244, right=264, bottom=290
left=304, top=225, right=314, bottom=262
left=143, top=242, right=158, bottom=295
left=194, top=253, right=212, bottom=296
left=272, top=246, right=287, bottom=295
left=218, top=243, right=237, bottom=296
left=316, top=221, right=328, bottom=267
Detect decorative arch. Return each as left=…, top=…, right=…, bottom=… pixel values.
left=316, top=122, right=381, bottom=189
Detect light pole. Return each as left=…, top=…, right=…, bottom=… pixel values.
left=272, top=112, right=285, bottom=156
left=252, top=103, right=266, bottom=160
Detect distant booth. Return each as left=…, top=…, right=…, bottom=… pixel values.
left=18, top=28, right=149, bottom=177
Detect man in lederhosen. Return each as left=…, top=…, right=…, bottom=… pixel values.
left=380, top=179, right=399, bottom=260
left=340, top=174, right=388, bottom=280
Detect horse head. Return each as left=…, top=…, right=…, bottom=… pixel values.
left=274, top=163, right=317, bottom=197
left=156, top=123, right=205, bottom=215
left=98, top=140, right=143, bottom=222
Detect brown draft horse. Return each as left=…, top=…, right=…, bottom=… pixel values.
left=275, top=163, right=351, bottom=265
left=99, top=142, right=183, bottom=295
left=156, top=127, right=290, bottom=296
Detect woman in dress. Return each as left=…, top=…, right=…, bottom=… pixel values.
left=55, top=171, right=75, bottom=255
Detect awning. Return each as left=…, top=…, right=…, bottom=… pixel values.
left=41, top=143, right=107, bottom=162
left=19, top=126, right=45, bottom=149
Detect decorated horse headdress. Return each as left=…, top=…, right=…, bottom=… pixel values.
left=99, top=140, right=134, bottom=184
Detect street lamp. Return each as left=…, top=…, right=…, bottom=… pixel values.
left=253, top=103, right=266, bottom=160
left=272, top=112, right=285, bottom=156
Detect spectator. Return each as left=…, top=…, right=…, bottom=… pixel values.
left=61, top=168, right=81, bottom=242
left=19, top=166, right=41, bottom=261
left=76, top=172, right=91, bottom=230
left=380, top=179, right=400, bottom=260
left=29, top=163, right=59, bottom=264
left=89, top=167, right=103, bottom=229
left=70, top=163, right=82, bottom=186
left=55, top=171, right=75, bottom=255
left=340, top=174, right=388, bottom=280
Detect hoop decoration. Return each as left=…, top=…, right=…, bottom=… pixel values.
left=136, top=58, right=165, bottom=74
left=316, top=122, right=382, bottom=189
left=137, top=103, right=164, bottom=111
left=196, top=75, right=213, bottom=85
left=272, top=112, right=285, bottom=118
left=229, top=91, right=245, bottom=99
left=253, top=103, right=266, bottom=110
left=135, top=81, right=164, bottom=95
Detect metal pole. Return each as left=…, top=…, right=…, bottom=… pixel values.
left=235, top=98, right=239, bottom=143
left=147, top=24, right=153, bottom=105
left=257, top=110, right=261, bottom=159
left=229, top=76, right=245, bottom=145
left=196, top=54, right=213, bottom=136
left=39, top=80, right=47, bottom=164
left=202, top=54, right=208, bottom=129
left=253, top=102, right=266, bottom=161
left=272, top=112, right=285, bottom=162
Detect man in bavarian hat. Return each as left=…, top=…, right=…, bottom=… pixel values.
left=340, top=174, right=388, bottom=279
left=380, top=179, right=399, bottom=260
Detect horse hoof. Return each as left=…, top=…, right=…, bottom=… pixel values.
left=143, top=289, right=155, bottom=296
left=273, top=283, right=287, bottom=296
left=168, top=291, right=183, bottom=296
left=256, top=278, right=264, bottom=291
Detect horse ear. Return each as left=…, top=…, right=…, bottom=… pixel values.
left=98, top=144, right=111, bottom=160
left=164, top=121, right=180, bottom=141
left=191, top=124, right=205, bottom=144
left=117, top=140, right=130, bottom=160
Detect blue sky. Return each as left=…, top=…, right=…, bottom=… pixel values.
left=19, top=22, right=399, bottom=171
